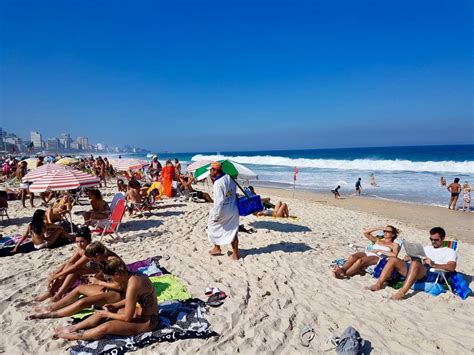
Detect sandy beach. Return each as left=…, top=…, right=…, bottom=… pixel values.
left=0, top=185, right=473, bottom=354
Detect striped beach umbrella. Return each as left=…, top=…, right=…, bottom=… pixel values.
left=28, top=167, right=100, bottom=193
left=110, top=158, right=149, bottom=171
left=22, top=163, right=65, bottom=182
left=186, top=159, right=212, bottom=173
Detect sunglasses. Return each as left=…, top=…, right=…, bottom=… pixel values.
left=430, top=238, right=441, bottom=242
left=383, top=230, right=394, bottom=233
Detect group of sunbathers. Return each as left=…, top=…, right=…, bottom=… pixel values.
left=28, top=226, right=159, bottom=341
left=333, top=226, right=457, bottom=300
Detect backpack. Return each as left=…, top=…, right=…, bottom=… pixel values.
left=336, top=326, right=365, bottom=355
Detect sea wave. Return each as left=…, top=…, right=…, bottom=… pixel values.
left=191, top=154, right=474, bottom=173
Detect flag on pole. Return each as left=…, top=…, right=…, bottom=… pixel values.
left=293, top=167, right=298, bottom=181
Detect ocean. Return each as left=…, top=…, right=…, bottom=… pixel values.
left=122, top=144, right=474, bottom=208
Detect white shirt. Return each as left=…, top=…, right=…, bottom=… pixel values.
left=423, top=246, right=458, bottom=264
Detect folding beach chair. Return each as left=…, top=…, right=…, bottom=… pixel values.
left=0, top=207, right=9, bottom=222
left=431, top=240, right=458, bottom=292
left=110, top=192, right=125, bottom=211
left=91, top=199, right=126, bottom=241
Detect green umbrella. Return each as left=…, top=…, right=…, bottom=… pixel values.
left=194, top=159, right=258, bottom=181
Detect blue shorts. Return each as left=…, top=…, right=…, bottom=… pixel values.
left=398, top=261, right=439, bottom=283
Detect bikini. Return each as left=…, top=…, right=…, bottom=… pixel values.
left=365, top=244, right=391, bottom=258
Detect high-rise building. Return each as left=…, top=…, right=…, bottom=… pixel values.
left=76, top=137, right=89, bottom=150
left=60, top=133, right=72, bottom=149
left=46, top=138, right=59, bottom=150
left=31, top=131, right=43, bottom=148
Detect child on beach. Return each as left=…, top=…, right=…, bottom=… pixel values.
left=331, top=185, right=341, bottom=199
left=462, top=182, right=471, bottom=211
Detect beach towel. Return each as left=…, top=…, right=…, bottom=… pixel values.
left=69, top=298, right=218, bottom=355
left=151, top=275, right=192, bottom=303
left=0, top=236, right=72, bottom=257
left=0, top=234, right=24, bottom=248
left=127, top=256, right=170, bottom=277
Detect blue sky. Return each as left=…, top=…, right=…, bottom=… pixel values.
left=1, top=0, right=472, bottom=152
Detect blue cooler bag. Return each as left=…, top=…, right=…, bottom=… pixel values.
left=237, top=194, right=263, bottom=216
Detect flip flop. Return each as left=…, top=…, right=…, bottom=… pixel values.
left=300, top=325, right=315, bottom=347
left=206, top=294, right=223, bottom=307
left=212, top=288, right=227, bottom=300
left=205, top=287, right=213, bottom=296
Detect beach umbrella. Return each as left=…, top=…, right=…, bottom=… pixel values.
left=194, top=159, right=258, bottom=181
left=56, top=157, right=79, bottom=166
left=28, top=167, right=100, bottom=193
left=110, top=158, right=149, bottom=171
left=21, top=158, right=39, bottom=170
left=22, top=163, right=65, bottom=182
left=186, top=159, right=212, bottom=173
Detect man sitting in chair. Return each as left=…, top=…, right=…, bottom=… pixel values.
left=368, top=227, right=457, bottom=300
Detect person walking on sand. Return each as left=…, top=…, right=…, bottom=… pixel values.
left=207, top=161, right=240, bottom=260
left=447, top=178, right=462, bottom=210
left=355, top=178, right=362, bottom=196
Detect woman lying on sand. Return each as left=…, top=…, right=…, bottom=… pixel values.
left=255, top=201, right=290, bottom=218
left=12, top=209, right=75, bottom=253
left=45, top=193, right=73, bottom=224
left=83, top=189, right=110, bottom=225
left=33, top=226, right=95, bottom=303
left=53, top=257, right=158, bottom=341
left=29, top=241, right=122, bottom=319
left=333, top=225, right=401, bottom=279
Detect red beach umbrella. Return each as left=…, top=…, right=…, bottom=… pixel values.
left=22, top=163, right=66, bottom=182
left=28, top=167, right=100, bottom=193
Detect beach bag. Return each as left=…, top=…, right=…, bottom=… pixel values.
left=237, top=194, right=263, bottom=216
left=230, top=177, right=263, bottom=216
left=336, top=326, right=364, bottom=355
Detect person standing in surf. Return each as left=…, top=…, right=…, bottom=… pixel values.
left=207, top=162, right=240, bottom=260
left=355, top=177, right=362, bottom=196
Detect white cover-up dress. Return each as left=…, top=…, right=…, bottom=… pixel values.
left=207, top=174, right=239, bottom=245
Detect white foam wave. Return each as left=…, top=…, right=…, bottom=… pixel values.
left=191, top=154, right=474, bottom=173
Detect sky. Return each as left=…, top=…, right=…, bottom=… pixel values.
left=0, top=0, right=472, bottom=153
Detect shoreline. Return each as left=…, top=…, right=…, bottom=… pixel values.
left=253, top=185, right=474, bottom=245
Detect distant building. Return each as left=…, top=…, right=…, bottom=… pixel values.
left=77, top=137, right=89, bottom=150
left=60, top=133, right=72, bottom=149
left=31, top=131, right=43, bottom=148
left=46, top=137, right=60, bottom=150
left=0, top=128, right=4, bottom=151
left=70, top=142, right=81, bottom=150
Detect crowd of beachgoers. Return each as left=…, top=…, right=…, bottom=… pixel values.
left=0, top=153, right=473, bottom=354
